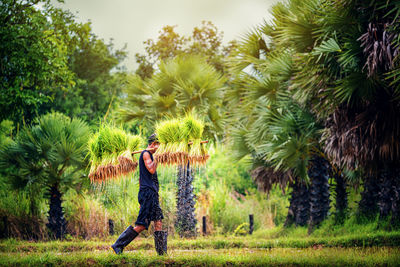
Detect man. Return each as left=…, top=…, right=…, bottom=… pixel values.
left=111, top=133, right=167, bottom=255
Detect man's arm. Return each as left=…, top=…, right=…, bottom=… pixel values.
left=143, top=152, right=157, bottom=174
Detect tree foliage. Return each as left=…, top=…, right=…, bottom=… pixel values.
left=0, top=0, right=127, bottom=125
left=119, top=55, right=226, bottom=140
left=0, top=0, right=74, bottom=124
left=227, top=0, right=400, bottom=226
left=135, top=21, right=237, bottom=79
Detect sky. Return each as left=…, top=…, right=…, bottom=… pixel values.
left=52, top=0, right=279, bottom=71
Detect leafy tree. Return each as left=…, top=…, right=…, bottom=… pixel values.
left=0, top=0, right=74, bottom=125
left=135, top=21, right=237, bottom=79
left=119, top=55, right=226, bottom=140
left=282, top=0, right=400, bottom=225
left=1, top=0, right=127, bottom=125
left=225, top=2, right=335, bottom=231
left=39, top=6, right=128, bottom=123
left=0, top=112, right=91, bottom=239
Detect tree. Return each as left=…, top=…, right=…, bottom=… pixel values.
left=0, top=0, right=127, bottom=125
left=225, top=2, right=337, bottom=231
left=134, top=21, right=237, bottom=79
left=0, top=112, right=91, bottom=239
left=332, top=171, right=349, bottom=224
left=119, top=55, right=226, bottom=140
left=39, top=5, right=127, bottom=123
left=255, top=98, right=330, bottom=232
left=283, top=0, right=400, bottom=225
left=175, top=164, right=197, bottom=237
left=0, top=0, right=74, bottom=125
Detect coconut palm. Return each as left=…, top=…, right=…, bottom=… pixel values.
left=0, top=112, right=91, bottom=239
left=118, top=55, right=226, bottom=237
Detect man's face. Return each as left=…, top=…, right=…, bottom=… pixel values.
left=151, top=142, right=160, bottom=152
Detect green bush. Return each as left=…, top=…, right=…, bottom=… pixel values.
left=203, top=146, right=256, bottom=195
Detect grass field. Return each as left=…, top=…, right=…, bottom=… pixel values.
left=1, top=247, right=399, bottom=266
left=1, top=230, right=400, bottom=266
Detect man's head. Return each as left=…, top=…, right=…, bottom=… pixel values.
left=147, top=133, right=159, bottom=151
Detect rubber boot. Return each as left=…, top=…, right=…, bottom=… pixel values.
left=154, top=231, right=168, bottom=255
left=111, top=225, right=139, bottom=254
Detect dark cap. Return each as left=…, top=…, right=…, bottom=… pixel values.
left=148, top=133, right=158, bottom=145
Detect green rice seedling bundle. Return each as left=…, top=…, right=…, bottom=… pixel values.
left=88, top=125, right=142, bottom=183
left=154, top=119, right=186, bottom=165
left=182, top=114, right=209, bottom=166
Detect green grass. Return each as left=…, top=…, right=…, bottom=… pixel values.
left=1, top=228, right=400, bottom=266
left=0, top=247, right=399, bottom=266
left=2, top=231, right=400, bottom=253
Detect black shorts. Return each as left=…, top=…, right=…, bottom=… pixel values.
left=134, top=187, right=164, bottom=230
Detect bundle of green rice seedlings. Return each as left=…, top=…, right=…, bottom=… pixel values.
left=117, top=134, right=142, bottom=176
left=88, top=125, right=141, bottom=183
left=175, top=129, right=189, bottom=165
left=154, top=119, right=183, bottom=165
left=182, top=114, right=209, bottom=166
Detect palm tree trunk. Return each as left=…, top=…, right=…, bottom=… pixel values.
left=295, top=181, right=310, bottom=226
left=358, top=176, right=380, bottom=219
left=46, top=184, right=67, bottom=239
left=373, top=167, right=400, bottom=228
left=391, top=169, right=400, bottom=227
left=378, top=168, right=393, bottom=219
left=308, top=156, right=330, bottom=234
left=284, top=178, right=310, bottom=227
left=284, top=181, right=296, bottom=227
left=333, top=172, right=348, bottom=223
left=377, top=166, right=400, bottom=227
left=175, top=162, right=197, bottom=237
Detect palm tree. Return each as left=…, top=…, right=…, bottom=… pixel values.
left=118, top=55, right=226, bottom=237
left=118, top=55, right=226, bottom=139
left=175, top=164, right=197, bottom=237
left=255, top=98, right=330, bottom=232
left=225, top=12, right=333, bottom=230
left=283, top=0, right=400, bottom=225
left=332, top=171, right=349, bottom=224
left=0, top=112, right=91, bottom=239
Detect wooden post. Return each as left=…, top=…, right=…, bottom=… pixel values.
left=249, top=214, right=254, bottom=235
left=108, top=219, right=114, bottom=236
left=202, top=216, right=207, bottom=235
left=2, top=216, right=8, bottom=238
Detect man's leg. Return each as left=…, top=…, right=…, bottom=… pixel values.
left=111, top=190, right=151, bottom=255
left=134, top=224, right=146, bottom=233
left=154, top=220, right=162, bottom=231
left=153, top=219, right=167, bottom=255
left=110, top=224, right=140, bottom=255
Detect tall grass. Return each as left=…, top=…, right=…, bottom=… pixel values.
left=0, top=182, right=47, bottom=239
left=63, top=191, right=110, bottom=239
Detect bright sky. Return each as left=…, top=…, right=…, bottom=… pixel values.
left=52, top=0, right=279, bottom=71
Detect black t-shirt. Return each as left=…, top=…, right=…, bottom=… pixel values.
left=139, top=150, right=159, bottom=193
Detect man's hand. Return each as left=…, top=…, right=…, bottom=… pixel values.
left=143, top=151, right=157, bottom=174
